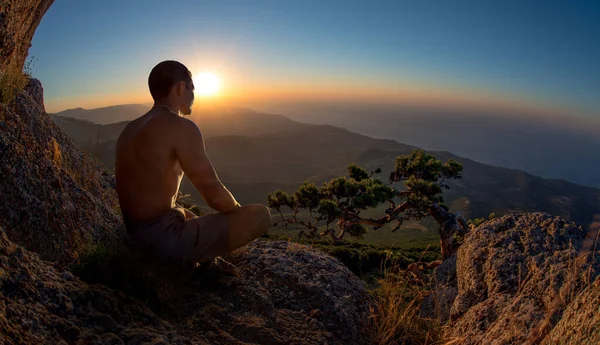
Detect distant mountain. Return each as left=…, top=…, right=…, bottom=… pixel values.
left=52, top=104, right=313, bottom=140
left=190, top=106, right=315, bottom=137
left=253, top=102, right=600, bottom=188
left=53, top=104, right=150, bottom=125
left=51, top=107, right=600, bottom=227
left=50, top=115, right=129, bottom=148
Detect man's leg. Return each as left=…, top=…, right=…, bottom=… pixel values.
left=223, top=204, right=272, bottom=251
left=151, top=204, right=271, bottom=265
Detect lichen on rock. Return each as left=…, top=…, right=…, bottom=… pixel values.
left=0, top=79, right=124, bottom=264
left=0, top=226, right=373, bottom=345
left=442, top=213, right=600, bottom=344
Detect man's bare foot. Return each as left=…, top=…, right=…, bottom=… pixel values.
left=208, top=256, right=241, bottom=278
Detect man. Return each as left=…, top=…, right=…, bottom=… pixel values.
left=115, top=60, right=272, bottom=266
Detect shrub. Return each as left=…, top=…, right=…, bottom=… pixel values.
left=0, top=57, right=31, bottom=104
left=70, top=242, right=162, bottom=308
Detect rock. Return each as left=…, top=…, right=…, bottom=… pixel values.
left=443, top=213, right=600, bottom=344
left=0, top=224, right=372, bottom=344
left=0, top=227, right=206, bottom=344
left=541, top=276, right=600, bottom=344
left=420, top=254, right=458, bottom=322
left=1, top=2, right=124, bottom=265
left=233, top=240, right=372, bottom=344
left=0, top=80, right=124, bottom=264
left=60, top=270, right=75, bottom=281
left=0, top=0, right=54, bottom=73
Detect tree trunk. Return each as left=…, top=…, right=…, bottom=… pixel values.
left=429, top=203, right=469, bottom=260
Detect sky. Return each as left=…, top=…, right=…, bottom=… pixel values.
left=29, top=0, right=600, bottom=118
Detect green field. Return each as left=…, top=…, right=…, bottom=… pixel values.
left=267, top=220, right=440, bottom=250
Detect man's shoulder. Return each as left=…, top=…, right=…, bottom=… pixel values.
left=176, top=116, right=198, bottom=128
left=173, top=116, right=202, bottom=136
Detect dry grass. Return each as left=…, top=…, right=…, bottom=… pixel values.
left=0, top=57, right=29, bottom=105
left=525, top=216, right=600, bottom=344
left=368, top=255, right=441, bottom=345
left=48, top=137, right=63, bottom=167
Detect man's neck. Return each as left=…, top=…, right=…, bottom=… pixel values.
left=152, top=103, right=180, bottom=116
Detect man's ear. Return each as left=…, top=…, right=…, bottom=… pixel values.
left=176, top=81, right=186, bottom=97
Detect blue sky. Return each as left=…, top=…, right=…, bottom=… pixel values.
left=30, top=0, right=600, bottom=117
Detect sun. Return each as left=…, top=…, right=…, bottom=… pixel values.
left=193, top=72, right=222, bottom=97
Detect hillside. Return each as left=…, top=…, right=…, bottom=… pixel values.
left=53, top=104, right=150, bottom=125
left=261, top=102, right=600, bottom=188
left=53, top=104, right=314, bottom=139
left=52, top=110, right=600, bottom=228
left=50, top=114, right=129, bottom=148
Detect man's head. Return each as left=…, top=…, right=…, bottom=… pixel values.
left=148, top=60, right=195, bottom=115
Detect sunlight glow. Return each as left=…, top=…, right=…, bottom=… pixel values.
left=193, top=72, right=222, bottom=97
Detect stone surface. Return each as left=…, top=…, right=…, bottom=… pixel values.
left=0, top=0, right=54, bottom=72
left=0, top=79, right=124, bottom=264
left=443, top=213, right=600, bottom=344
left=234, top=240, right=372, bottom=344
left=420, top=254, right=458, bottom=322
left=0, top=228, right=372, bottom=345
left=541, top=277, right=600, bottom=344
left=0, top=227, right=204, bottom=345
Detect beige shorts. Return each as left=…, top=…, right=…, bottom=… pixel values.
left=126, top=207, right=230, bottom=263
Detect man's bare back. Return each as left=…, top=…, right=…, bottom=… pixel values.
left=116, top=108, right=187, bottom=223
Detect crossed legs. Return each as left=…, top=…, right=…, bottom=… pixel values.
left=222, top=203, right=272, bottom=252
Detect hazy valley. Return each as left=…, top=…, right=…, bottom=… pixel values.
left=52, top=104, right=600, bottom=230
left=247, top=101, right=600, bottom=188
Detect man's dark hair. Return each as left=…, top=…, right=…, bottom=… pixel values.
left=148, top=60, right=193, bottom=101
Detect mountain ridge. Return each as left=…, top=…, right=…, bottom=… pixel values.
left=51, top=106, right=600, bottom=228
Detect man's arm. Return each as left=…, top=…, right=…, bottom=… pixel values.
left=175, top=119, right=240, bottom=213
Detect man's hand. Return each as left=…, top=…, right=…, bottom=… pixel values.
left=223, top=202, right=242, bottom=214
left=183, top=208, right=199, bottom=219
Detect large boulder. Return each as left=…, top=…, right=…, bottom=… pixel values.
left=0, top=79, right=123, bottom=264
left=442, top=213, right=600, bottom=344
left=149, top=239, right=373, bottom=345
left=0, top=227, right=204, bottom=345
left=233, top=240, right=372, bottom=344
left=0, top=228, right=373, bottom=345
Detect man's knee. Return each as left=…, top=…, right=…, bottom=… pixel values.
left=247, top=203, right=272, bottom=231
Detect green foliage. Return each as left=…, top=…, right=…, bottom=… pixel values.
left=267, top=149, right=463, bottom=242
left=70, top=243, right=161, bottom=308
left=389, top=149, right=463, bottom=219
left=348, top=163, right=370, bottom=181
left=262, top=232, right=441, bottom=275
left=468, top=212, right=498, bottom=228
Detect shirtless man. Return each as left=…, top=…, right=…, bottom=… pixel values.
left=115, top=60, right=272, bottom=265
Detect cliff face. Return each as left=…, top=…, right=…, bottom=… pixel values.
left=0, top=79, right=124, bottom=264
left=0, top=0, right=54, bottom=72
